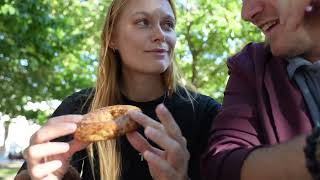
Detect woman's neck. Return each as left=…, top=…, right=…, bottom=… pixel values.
left=120, top=70, right=165, bottom=102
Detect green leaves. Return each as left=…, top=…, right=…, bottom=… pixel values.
left=0, top=0, right=109, bottom=118
left=175, top=0, right=263, bottom=101
left=0, top=4, right=16, bottom=15
left=0, top=0, right=262, bottom=121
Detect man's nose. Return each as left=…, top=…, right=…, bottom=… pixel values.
left=241, top=0, right=264, bottom=22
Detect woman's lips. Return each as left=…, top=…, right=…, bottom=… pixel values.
left=145, top=49, right=168, bottom=56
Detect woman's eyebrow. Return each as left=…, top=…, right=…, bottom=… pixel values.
left=163, top=15, right=176, bottom=22
left=131, top=11, right=175, bottom=21
left=130, top=11, right=149, bottom=17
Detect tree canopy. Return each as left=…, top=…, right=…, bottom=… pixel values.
left=0, top=0, right=263, bottom=123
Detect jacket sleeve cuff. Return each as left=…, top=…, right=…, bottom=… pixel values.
left=202, top=147, right=262, bottom=180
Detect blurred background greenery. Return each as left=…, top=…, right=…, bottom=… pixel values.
left=0, top=0, right=263, bottom=157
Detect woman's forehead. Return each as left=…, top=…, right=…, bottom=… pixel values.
left=122, top=0, right=174, bottom=18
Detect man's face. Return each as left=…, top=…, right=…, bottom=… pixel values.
left=241, top=0, right=312, bottom=58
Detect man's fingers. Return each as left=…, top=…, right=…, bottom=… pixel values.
left=30, top=122, right=77, bottom=144
left=126, top=131, right=165, bottom=157
left=30, top=160, right=63, bottom=179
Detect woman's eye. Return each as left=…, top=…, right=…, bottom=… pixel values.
left=162, top=21, right=175, bottom=31
left=136, top=19, right=149, bottom=27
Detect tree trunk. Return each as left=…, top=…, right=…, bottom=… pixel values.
left=1, top=120, right=10, bottom=148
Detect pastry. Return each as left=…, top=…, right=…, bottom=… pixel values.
left=74, top=105, right=141, bottom=142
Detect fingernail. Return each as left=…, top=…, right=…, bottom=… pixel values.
left=128, top=110, right=138, bottom=117
left=145, top=127, right=155, bottom=136
left=279, top=18, right=284, bottom=25
left=158, top=104, right=167, bottom=112
left=61, top=143, right=70, bottom=151
left=143, top=150, right=153, bottom=159
left=67, top=124, right=77, bottom=131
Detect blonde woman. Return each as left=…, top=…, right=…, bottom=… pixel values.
left=15, top=0, right=220, bottom=180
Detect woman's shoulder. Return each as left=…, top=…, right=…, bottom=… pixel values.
left=51, top=88, right=94, bottom=117
left=68, top=88, right=94, bottom=103
left=173, top=87, right=220, bottom=111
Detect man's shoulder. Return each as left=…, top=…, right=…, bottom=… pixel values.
left=227, top=42, right=272, bottom=75
left=229, top=42, right=270, bottom=65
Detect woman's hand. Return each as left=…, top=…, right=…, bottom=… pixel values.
left=127, top=104, right=190, bottom=180
left=23, top=115, right=89, bottom=180
left=277, top=0, right=320, bottom=30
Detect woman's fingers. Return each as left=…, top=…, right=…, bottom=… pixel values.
left=128, top=111, right=164, bottom=131
left=30, top=115, right=83, bottom=145
left=67, top=139, right=90, bottom=156
left=144, top=127, right=186, bottom=166
left=30, top=160, right=63, bottom=179
left=128, top=107, right=189, bottom=179
left=143, top=151, right=175, bottom=178
left=156, top=104, right=181, bottom=135
left=30, top=122, right=77, bottom=145
left=46, top=115, right=83, bottom=126
left=155, top=104, right=186, bottom=147
left=23, top=115, right=85, bottom=180
left=23, top=142, right=70, bottom=165
left=126, top=131, right=165, bottom=157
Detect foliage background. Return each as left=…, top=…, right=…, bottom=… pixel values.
left=0, top=0, right=263, bottom=125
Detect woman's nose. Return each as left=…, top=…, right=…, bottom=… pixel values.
left=152, top=25, right=165, bottom=43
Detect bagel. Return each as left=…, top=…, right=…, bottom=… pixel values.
left=74, top=105, right=141, bottom=142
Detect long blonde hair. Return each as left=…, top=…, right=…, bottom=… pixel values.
left=87, top=1, right=191, bottom=180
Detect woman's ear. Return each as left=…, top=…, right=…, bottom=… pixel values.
left=109, top=41, right=116, bottom=49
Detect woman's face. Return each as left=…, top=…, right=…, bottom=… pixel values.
left=112, top=0, right=176, bottom=75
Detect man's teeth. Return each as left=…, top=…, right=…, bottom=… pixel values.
left=262, top=21, right=277, bottom=32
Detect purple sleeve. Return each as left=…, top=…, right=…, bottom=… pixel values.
left=201, top=44, right=263, bottom=180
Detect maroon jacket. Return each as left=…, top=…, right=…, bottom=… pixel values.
left=201, top=43, right=312, bottom=180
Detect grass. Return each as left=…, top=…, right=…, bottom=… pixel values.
left=0, top=167, right=19, bottom=180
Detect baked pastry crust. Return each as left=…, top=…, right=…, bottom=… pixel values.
left=74, top=105, right=141, bottom=142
